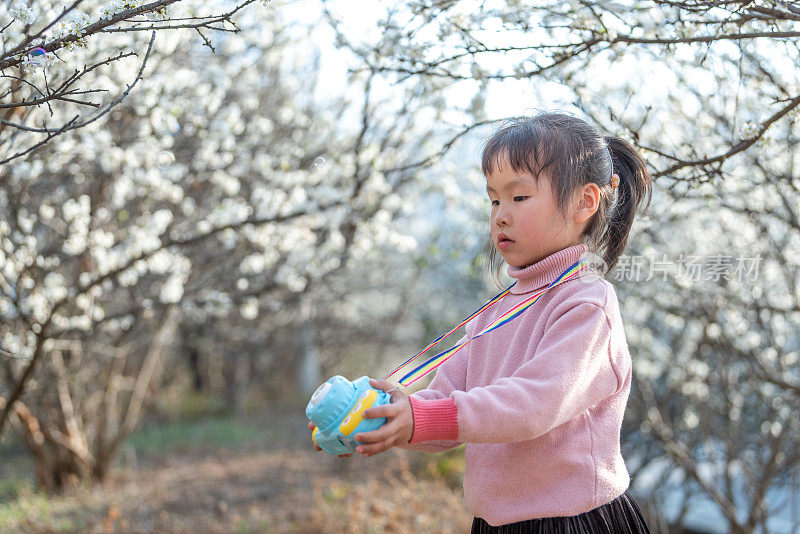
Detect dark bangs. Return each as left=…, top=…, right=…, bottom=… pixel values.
left=480, top=117, right=590, bottom=215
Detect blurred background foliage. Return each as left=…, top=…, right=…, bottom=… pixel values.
left=1, top=0, right=799, bottom=532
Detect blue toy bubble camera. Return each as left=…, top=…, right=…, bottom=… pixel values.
left=305, top=375, right=392, bottom=455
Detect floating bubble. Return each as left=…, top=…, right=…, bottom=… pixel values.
left=28, top=47, right=46, bottom=63
left=157, top=151, right=175, bottom=166
left=26, top=47, right=48, bottom=70
left=313, top=156, right=327, bottom=169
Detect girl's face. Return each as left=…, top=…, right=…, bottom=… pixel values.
left=486, top=156, right=582, bottom=269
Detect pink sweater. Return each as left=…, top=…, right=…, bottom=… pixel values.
left=397, top=243, right=632, bottom=525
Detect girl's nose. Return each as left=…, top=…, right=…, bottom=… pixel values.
left=494, top=209, right=510, bottom=227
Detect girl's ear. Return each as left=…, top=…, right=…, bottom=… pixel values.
left=574, top=183, right=600, bottom=224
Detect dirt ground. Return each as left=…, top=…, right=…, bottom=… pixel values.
left=3, top=406, right=473, bottom=533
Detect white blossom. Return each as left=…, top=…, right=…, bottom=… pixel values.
left=10, top=1, right=34, bottom=24
left=159, top=272, right=185, bottom=304
left=240, top=297, right=259, bottom=320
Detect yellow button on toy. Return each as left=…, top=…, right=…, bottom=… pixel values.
left=312, top=426, right=319, bottom=445
left=339, top=389, right=377, bottom=436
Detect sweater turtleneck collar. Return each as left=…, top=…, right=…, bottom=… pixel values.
left=505, top=243, right=589, bottom=295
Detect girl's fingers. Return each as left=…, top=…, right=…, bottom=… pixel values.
left=368, top=378, right=394, bottom=391
left=369, top=378, right=404, bottom=397
left=357, top=437, right=396, bottom=457
left=309, top=420, right=322, bottom=451
left=362, top=404, right=395, bottom=420
left=355, top=420, right=397, bottom=444
left=309, top=421, right=319, bottom=450
left=353, top=427, right=381, bottom=443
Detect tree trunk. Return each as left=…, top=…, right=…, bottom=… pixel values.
left=298, top=298, right=321, bottom=398
left=6, top=307, right=180, bottom=491
left=298, top=322, right=321, bottom=398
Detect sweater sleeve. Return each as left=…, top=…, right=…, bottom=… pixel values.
left=408, top=301, right=621, bottom=444
left=395, top=334, right=468, bottom=453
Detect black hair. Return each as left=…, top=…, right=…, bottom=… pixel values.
left=481, top=110, right=653, bottom=289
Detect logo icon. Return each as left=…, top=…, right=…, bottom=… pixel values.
left=578, top=251, right=608, bottom=283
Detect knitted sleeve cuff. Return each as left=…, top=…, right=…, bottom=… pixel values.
left=408, top=396, right=459, bottom=444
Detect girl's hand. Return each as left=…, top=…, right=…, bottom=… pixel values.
left=352, top=378, right=414, bottom=457
left=308, top=421, right=353, bottom=458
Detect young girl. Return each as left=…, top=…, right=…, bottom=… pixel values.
left=310, top=111, right=653, bottom=532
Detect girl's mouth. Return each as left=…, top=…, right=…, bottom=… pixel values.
left=498, top=239, right=514, bottom=250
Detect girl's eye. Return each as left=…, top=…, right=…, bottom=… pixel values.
left=490, top=197, right=527, bottom=206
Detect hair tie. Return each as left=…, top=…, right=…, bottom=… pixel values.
left=610, top=173, right=620, bottom=189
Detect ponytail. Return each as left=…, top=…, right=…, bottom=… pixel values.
left=598, top=136, right=653, bottom=272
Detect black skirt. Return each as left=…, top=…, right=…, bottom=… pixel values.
left=471, top=490, right=651, bottom=534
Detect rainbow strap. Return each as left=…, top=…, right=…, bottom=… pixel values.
left=384, top=257, right=590, bottom=387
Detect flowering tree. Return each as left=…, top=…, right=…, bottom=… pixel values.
left=0, top=0, right=266, bottom=165
left=0, top=0, right=455, bottom=489
left=318, top=1, right=800, bottom=530
left=618, top=148, right=800, bottom=532
left=0, top=0, right=277, bottom=487
left=326, top=0, right=800, bottom=182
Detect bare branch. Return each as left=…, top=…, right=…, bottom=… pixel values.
left=0, top=30, right=157, bottom=166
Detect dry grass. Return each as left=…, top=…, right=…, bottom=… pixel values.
left=306, top=452, right=470, bottom=533
left=0, top=406, right=472, bottom=533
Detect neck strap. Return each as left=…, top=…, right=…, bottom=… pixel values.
left=384, top=257, right=590, bottom=387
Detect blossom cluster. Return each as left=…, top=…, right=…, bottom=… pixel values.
left=101, top=0, right=144, bottom=20
left=51, top=10, right=93, bottom=52
left=101, top=1, right=172, bottom=21
left=11, top=0, right=175, bottom=74
left=9, top=1, right=35, bottom=25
